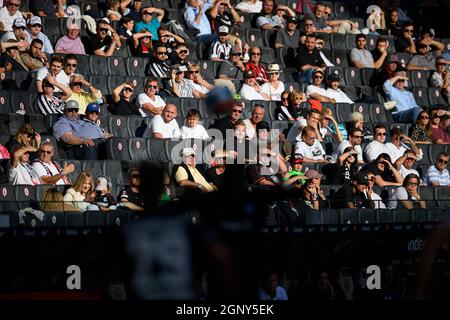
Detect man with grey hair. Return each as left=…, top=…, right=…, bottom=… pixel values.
left=65, top=73, right=103, bottom=115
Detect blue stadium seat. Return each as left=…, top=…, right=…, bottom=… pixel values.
left=106, top=137, right=131, bottom=160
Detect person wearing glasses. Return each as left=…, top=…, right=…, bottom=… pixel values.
left=387, top=173, right=425, bottom=209
left=134, top=6, right=164, bottom=40
left=363, top=153, right=404, bottom=187
left=157, top=26, right=186, bottom=54
left=364, top=124, right=388, bottom=162
left=384, top=126, right=422, bottom=162
left=131, top=27, right=153, bottom=57
left=137, top=77, right=165, bottom=117
left=55, top=21, right=86, bottom=55
left=210, top=25, right=232, bottom=61
left=20, top=38, right=48, bottom=71
left=35, top=55, right=68, bottom=93
left=305, top=69, right=336, bottom=103
left=187, top=63, right=214, bottom=94
left=429, top=107, right=450, bottom=144
left=9, top=144, right=41, bottom=185
left=66, top=74, right=103, bottom=115
left=146, top=43, right=171, bottom=78
left=33, top=76, right=72, bottom=116
left=260, top=63, right=284, bottom=101
left=239, top=69, right=270, bottom=101
left=395, top=21, right=416, bottom=54
left=0, top=38, right=28, bottom=72
left=0, top=0, right=32, bottom=32
left=333, top=146, right=359, bottom=185
left=210, top=102, right=244, bottom=138
left=332, top=128, right=365, bottom=165
left=169, top=64, right=205, bottom=98
left=0, top=16, right=30, bottom=49
left=118, top=166, right=145, bottom=211
left=245, top=46, right=267, bottom=84
left=294, top=125, right=329, bottom=164
left=275, top=16, right=300, bottom=49
left=407, top=40, right=444, bottom=71
left=431, top=56, right=450, bottom=104
left=85, top=19, right=121, bottom=57
left=32, top=140, right=74, bottom=185
left=410, top=111, right=432, bottom=144
left=394, top=149, right=420, bottom=179
left=424, top=152, right=450, bottom=186
left=171, top=44, right=191, bottom=69
left=25, top=15, right=53, bottom=54
left=52, top=100, right=106, bottom=160
left=110, top=82, right=140, bottom=115
left=383, top=67, right=421, bottom=123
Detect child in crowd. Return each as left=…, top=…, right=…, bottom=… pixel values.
left=180, top=109, right=209, bottom=140
left=93, top=175, right=117, bottom=211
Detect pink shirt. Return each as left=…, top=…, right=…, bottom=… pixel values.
left=432, top=122, right=450, bottom=144
left=55, top=35, right=86, bottom=55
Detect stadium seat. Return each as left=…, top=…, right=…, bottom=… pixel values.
left=332, top=49, right=348, bottom=67
left=0, top=90, right=13, bottom=113
left=147, top=138, right=169, bottom=161
left=74, top=54, right=90, bottom=75
left=80, top=1, right=102, bottom=18
left=397, top=52, right=412, bottom=67
left=10, top=90, right=34, bottom=114
left=0, top=185, right=18, bottom=211
left=262, top=29, right=277, bottom=48
left=393, top=209, right=412, bottom=223
left=385, top=35, right=395, bottom=54
left=43, top=211, right=64, bottom=228
left=198, top=99, right=218, bottom=120
left=344, top=34, right=357, bottom=50
left=129, top=138, right=149, bottom=161
left=180, top=98, right=199, bottom=117
left=408, top=70, right=428, bottom=88
left=326, top=66, right=344, bottom=80
left=42, top=16, right=60, bottom=37
left=82, top=160, right=104, bottom=180
left=0, top=113, right=24, bottom=136
left=15, top=185, right=37, bottom=209
left=65, top=212, right=85, bottom=230
left=198, top=60, right=217, bottom=80
left=366, top=35, right=379, bottom=51
left=85, top=211, right=106, bottom=227
left=152, top=0, right=170, bottom=8
left=285, top=82, right=300, bottom=93
left=344, top=67, right=361, bottom=86
left=106, top=137, right=131, bottom=161
left=418, top=187, right=439, bottom=209
left=126, top=76, right=145, bottom=94
left=436, top=187, right=450, bottom=209
left=349, top=102, right=370, bottom=121
left=103, top=160, right=125, bottom=185
left=321, top=208, right=339, bottom=225
left=260, top=47, right=276, bottom=65
left=412, top=208, right=429, bottom=222
left=64, top=159, right=82, bottom=183
left=127, top=115, right=147, bottom=138
left=360, top=68, right=375, bottom=86
left=89, top=56, right=109, bottom=75
left=334, top=2, right=350, bottom=18
left=331, top=33, right=347, bottom=50
left=237, top=12, right=252, bottom=29
left=304, top=209, right=321, bottom=225
left=341, top=86, right=358, bottom=101
left=126, top=57, right=147, bottom=77
left=429, top=144, right=446, bottom=164
left=108, top=76, right=128, bottom=95
left=106, top=210, right=129, bottom=227
left=107, top=57, right=127, bottom=77
left=359, top=209, right=377, bottom=224
left=413, top=87, right=429, bottom=108
left=89, top=75, right=109, bottom=95
left=340, top=208, right=360, bottom=224
left=335, top=103, right=353, bottom=122
left=428, top=87, right=447, bottom=106
left=26, top=114, right=46, bottom=134
left=369, top=103, right=390, bottom=123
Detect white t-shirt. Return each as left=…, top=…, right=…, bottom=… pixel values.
left=137, top=93, right=166, bottom=117
left=371, top=191, right=386, bottom=209
left=191, top=82, right=210, bottom=94
left=287, top=119, right=307, bottom=141
left=306, top=85, right=330, bottom=99
left=36, top=67, right=71, bottom=92
left=0, top=7, right=22, bottom=31
left=385, top=142, right=423, bottom=163
left=9, top=163, right=41, bottom=185
left=399, top=165, right=420, bottom=179
left=332, top=140, right=363, bottom=162
left=294, top=140, right=326, bottom=160
left=387, top=186, right=416, bottom=209
left=235, top=0, right=262, bottom=13
left=180, top=125, right=209, bottom=140
left=260, top=81, right=285, bottom=101
left=144, top=115, right=181, bottom=139
left=243, top=119, right=256, bottom=139
left=325, top=88, right=354, bottom=104
left=364, top=140, right=387, bottom=162
left=239, top=84, right=266, bottom=101
left=32, top=161, right=66, bottom=185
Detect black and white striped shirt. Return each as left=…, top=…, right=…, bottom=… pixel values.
left=169, top=79, right=196, bottom=98
left=33, top=94, right=64, bottom=116
left=210, top=41, right=232, bottom=60
left=147, top=59, right=171, bottom=78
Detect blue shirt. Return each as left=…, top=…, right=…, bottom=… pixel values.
left=425, top=165, right=450, bottom=186
left=26, top=30, right=54, bottom=54
left=383, top=80, right=419, bottom=114
left=135, top=18, right=161, bottom=41
left=183, top=0, right=213, bottom=36
left=53, top=116, right=104, bottom=141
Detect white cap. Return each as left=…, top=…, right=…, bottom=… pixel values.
left=95, top=176, right=112, bottom=191
left=13, top=17, right=26, bottom=28
left=182, top=147, right=195, bottom=157
left=218, top=25, right=230, bottom=34
left=28, top=16, right=42, bottom=26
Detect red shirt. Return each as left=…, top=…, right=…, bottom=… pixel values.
left=245, top=62, right=268, bottom=83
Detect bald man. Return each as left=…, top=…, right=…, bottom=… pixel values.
left=143, top=103, right=181, bottom=139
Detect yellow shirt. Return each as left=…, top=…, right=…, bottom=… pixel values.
left=175, top=165, right=215, bottom=193
left=66, top=91, right=102, bottom=115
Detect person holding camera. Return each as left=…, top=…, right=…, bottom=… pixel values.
left=384, top=126, right=422, bottom=162
left=333, top=146, right=359, bottom=185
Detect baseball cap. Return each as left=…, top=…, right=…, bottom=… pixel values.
left=218, top=25, right=230, bottom=34
left=266, top=64, right=281, bottom=73
left=290, top=153, right=304, bottom=164
left=28, top=16, right=42, bottom=26
left=354, top=171, right=369, bottom=185
left=312, top=69, right=325, bottom=76
left=305, top=169, right=324, bottom=179
left=182, top=147, right=195, bottom=157
left=244, top=69, right=256, bottom=79
left=95, top=176, right=112, bottom=191
left=256, top=120, right=271, bottom=131
left=327, top=73, right=340, bottom=82
left=230, top=46, right=242, bottom=55
left=287, top=17, right=298, bottom=24
left=64, top=100, right=80, bottom=110
left=86, top=103, right=101, bottom=113
left=13, top=17, right=26, bottom=29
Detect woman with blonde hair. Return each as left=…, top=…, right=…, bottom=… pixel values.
left=63, top=171, right=97, bottom=211
left=41, top=187, right=80, bottom=212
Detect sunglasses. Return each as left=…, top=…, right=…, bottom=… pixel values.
left=66, top=63, right=77, bottom=67
left=232, top=109, right=243, bottom=113
left=251, top=52, right=261, bottom=56
left=31, top=24, right=42, bottom=28
left=352, top=135, right=363, bottom=139
left=270, top=72, right=279, bottom=75
left=189, top=70, right=200, bottom=74
left=7, top=3, right=19, bottom=7
left=178, top=50, right=188, bottom=54
left=420, top=116, right=429, bottom=119
left=71, top=82, right=83, bottom=87
left=376, top=132, right=387, bottom=136
left=147, top=85, right=158, bottom=89
left=66, top=108, right=78, bottom=112
left=39, top=150, right=52, bottom=155
left=157, top=51, right=168, bottom=55
left=432, top=114, right=440, bottom=118
left=282, top=97, right=289, bottom=100
left=407, top=182, right=419, bottom=187
left=405, top=29, right=414, bottom=33
left=313, top=76, right=323, bottom=79
left=305, top=23, right=313, bottom=26
left=98, top=28, right=109, bottom=32
left=123, top=87, right=134, bottom=92
left=176, top=71, right=183, bottom=75
left=438, top=159, right=449, bottom=164
left=130, top=174, right=141, bottom=178
left=142, top=36, right=151, bottom=40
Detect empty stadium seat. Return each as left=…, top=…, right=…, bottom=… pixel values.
left=366, top=35, right=378, bottom=51
left=106, top=137, right=131, bottom=160
left=321, top=208, right=339, bottom=224
left=335, top=103, right=353, bottom=122
left=408, top=70, right=428, bottom=88
left=147, top=138, right=169, bottom=161
left=180, top=98, right=199, bottom=117
left=237, top=12, right=252, bottom=29
left=246, top=28, right=265, bottom=47
left=42, top=16, right=60, bottom=37
left=344, top=67, right=361, bottom=86
left=260, top=47, right=276, bottom=64
left=436, top=187, right=450, bottom=209
left=74, top=54, right=90, bottom=75
left=107, top=57, right=127, bottom=77
left=360, top=68, right=375, bottom=86
left=103, top=160, right=125, bottom=185
left=89, top=75, right=109, bottom=95
left=326, top=66, right=344, bottom=80
left=331, top=33, right=347, bottom=50
left=129, top=138, right=149, bottom=161
left=369, top=103, right=390, bottom=123
left=0, top=113, right=24, bottom=136
left=393, top=209, right=412, bottom=223
left=413, top=87, right=429, bottom=107
left=334, top=2, right=350, bottom=18
left=198, top=60, right=217, bottom=80
left=44, top=211, right=65, bottom=227
left=397, top=52, right=412, bottom=67
left=262, top=29, right=277, bottom=48
left=0, top=185, right=18, bottom=211
left=428, top=87, right=447, bottom=106
left=127, top=115, right=147, bottom=138
left=26, top=114, right=45, bottom=134
left=340, top=208, right=360, bottom=224
left=89, top=56, right=109, bottom=75
left=0, top=90, right=13, bottom=113
left=10, top=91, right=34, bottom=114
left=359, top=209, right=377, bottom=224
left=285, top=82, right=300, bottom=93
left=82, top=160, right=104, bottom=180
left=198, top=99, right=218, bottom=120
left=304, top=209, right=321, bottom=225
left=412, top=208, right=429, bottom=222
left=418, top=187, right=439, bottom=209
left=15, top=185, right=37, bottom=209
left=126, top=57, right=147, bottom=77
left=85, top=211, right=106, bottom=227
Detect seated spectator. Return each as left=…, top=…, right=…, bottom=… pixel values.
left=299, top=17, right=316, bottom=44
left=210, top=101, right=244, bottom=138
left=319, top=107, right=344, bottom=143
left=20, top=38, right=48, bottom=71
left=0, top=0, right=33, bottom=32
left=386, top=8, right=402, bottom=37
left=424, top=152, right=450, bottom=186
left=294, top=126, right=329, bottom=164
left=9, top=144, right=41, bottom=185
left=52, top=101, right=105, bottom=160
left=0, top=40, right=28, bottom=73
left=371, top=38, right=389, bottom=69
left=364, top=124, right=388, bottom=162
left=394, top=149, right=420, bottom=179
left=256, top=0, right=295, bottom=30
left=407, top=40, right=444, bottom=71
left=234, top=0, right=262, bottom=13
left=429, top=108, right=450, bottom=144
left=260, top=63, right=285, bottom=101
left=366, top=5, right=385, bottom=33
left=187, top=63, right=214, bottom=94
left=274, top=91, right=290, bottom=120
left=217, top=46, right=245, bottom=81
left=303, top=169, right=327, bottom=203
left=54, top=0, right=81, bottom=18
left=395, top=21, right=416, bottom=53
left=106, top=0, right=130, bottom=21
left=131, top=28, right=153, bottom=57
left=247, top=147, right=283, bottom=186
left=275, top=16, right=299, bottom=49
left=146, top=43, right=171, bottom=78
left=82, top=103, right=114, bottom=139
left=169, top=64, right=204, bottom=98
left=35, top=55, right=67, bottom=93
left=32, top=0, right=57, bottom=17
left=306, top=69, right=336, bottom=103
left=325, top=73, right=354, bottom=104
left=365, top=170, right=385, bottom=209
left=55, top=21, right=86, bottom=55
left=410, top=111, right=432, bottom=144
left=109, top=82, right=140, bottom=115
left=383, top=67, right=421, bottom=123
left=171, top=44, right=192, bottom=69
left=385, top=126, right=423, bottom=162
left=284, top=89, right=308, bottom=122
left=143, top=104, right=181, bottom=139
left=118, top=15, right=134, bottom=40
left=137, top=77, right=166, bottom=117
left=205, top=151, right=228, bottom=191
left=126, top=0, right=142, bottom=22
left=210, top=26, right=232, bottom=61
left=134, top=5, right=164, bottom=40
left=33, top=77, right=72, bottom=116
left=315, top=35, right=333, bottom=67
left=26, top=16, right=53, bottom=54
left=85, top=19, right=121, bottom=57
left=245, top=46, right=267, bottom=84
left=347, top=111, right=373, bottom=143
left=181, top=109, right=209, bottom=140
left=363, top=153, right=404, bottom=187
left=41, top=187, right=80, bottom=212
left=283, top=153, right=306, bottom=184
left=255, top=120, right=271, bottom=143
left=66, top=74, right=103, bottom=115
left=288, top=108, right=333, bottom=143
left=156, top=26, right=186, bottom=54
left=332, top=128, right=365, bottom=164
left=295, top=34, right=326, bottom=84
left=6, top=123, right=41, bottom=161
left=259, top=272, right=288, bottom=300
left=184, top=0, right=217, bottom=44
left=242, top=104, right=265, bottom=139
left=370, top=54, right=399, bottom=87
left=333, top=146, right=359, bottom=185
left=93, top=175, right=117, bottom=211
left=118, top=166, right=145, bottom=211
left=350, top=34, right=387, bottom=69
left=430, top=56, right=450, bottom=104
left=239, top=69, right=270, bottom=101
left=32, top=140, right=74, bottom=185
left=175, top=147, right=217, bottom=192
left=387, top=173, right=425, bottom=209
left=63, top=171, right=97, bottom=212
left=208, top=0, right=241, bottom=33
left=0, top=39, right=28, bottom=71
left=0, top=16, right=31, bottom=44
left=334, top=171, right=374, bottom=209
